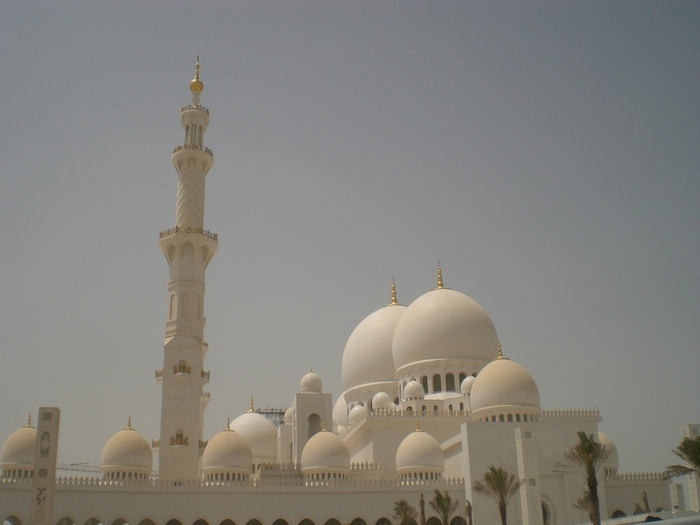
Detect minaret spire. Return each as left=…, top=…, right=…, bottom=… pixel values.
left=437, top=261, right=444, bottom=289
left=157, top=62, right=217, bottom=482
left=390, top=277, right=398, bottom=305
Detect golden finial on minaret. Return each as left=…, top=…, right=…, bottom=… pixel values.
left=437, top=262, right=444, bottom=289
left=190, top=57, right=203, bottom=93
left=249, top=396, right=255, bottom=413
left=391, top=276, right=398, bottom=305
left=415, top=420, right=421, bottom=432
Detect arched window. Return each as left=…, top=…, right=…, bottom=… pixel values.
left=421, top=376, right=429, bottom=393
left=459, top=372, right=466, bottom=384
left=508, top=414, right=513, bottom=422
left=433, top=374, right=442, bottom=393
left=516, top=414, right=521, bottom=422
left=307, top=413, right=321, bottom=440
left=169, top=294, right=176, bottom=319
left=446, top=373, right=455, bottom=392
left=181, top=292, right=189, bottom=318
left=499, top=415, right=505, bottom=422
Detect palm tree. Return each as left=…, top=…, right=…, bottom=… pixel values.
left=573, top=491, right=592, bottom=522
left=664, top=436, right=700, bottom=479
left=393, top=498, right=418, bottom=525
left=429, top=489, right=459, bottom=525
left=472, top=465, right=521, bottom=525
left=560, top=431, right=610, bottom=525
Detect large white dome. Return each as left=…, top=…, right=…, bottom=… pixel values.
left=395, top=428, right=444, bottom=476
left=300, top=430, right=350, bottom=477
left=101, top=425, right=152, bottom=475
left=0, top=422, right=36, bottom=470
left=598, top=431, right=620, bottom=471
left=392, top=288, right=498, bottom=372
left=229, top=410, right=277, bottom=464
left=202, top=428, right=253, bottom=475
left=333, top=395, right=349, bottom=429
left=470, top=356, right=540, bottom=416
left=342, top=304, right=406, bottom=391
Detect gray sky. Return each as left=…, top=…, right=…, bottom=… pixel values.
left=0, top=2, right=698, bottom=473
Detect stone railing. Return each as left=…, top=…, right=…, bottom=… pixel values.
left=181, top=104, right=209, bottom=114
left=540, top=409, right=600, bottom=418
left=159, top=226, right=218, bottom=241
left=172, top=144, right=213, bottom=156
left=606, top=472, right=668, bottom=482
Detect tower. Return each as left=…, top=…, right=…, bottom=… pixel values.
left=156, top=60, right=217, bottom=481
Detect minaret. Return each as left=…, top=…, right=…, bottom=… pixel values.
left=156, top=59, right=217, bottom=482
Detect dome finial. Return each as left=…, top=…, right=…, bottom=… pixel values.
left=27, top=413, right=32, bottom=427
left=391, top=276, right=398, bottom=305
left=127, top=415, right=132, bottom=429
left=415, top=419, right=421, bottom=432
left=437, top=262, right=444, bottom=289
left=248, top=396, right=255, bottom=413
left=226, top=417, right=231, bottom=430
left=190, top=57, right=204, bottom=93
left=495, top=343, right=508, bottom=360
left=323, top=419, right=328, bottom=432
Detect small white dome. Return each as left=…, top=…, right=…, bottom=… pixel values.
left=404, top=380, right=425, bottom=401
left=461, top=375, right=476, bottom=395
left=284, top=406, right=295, bottom=426
left=598, top=431, right=620, bottom=469
left=348, top=405, right=367, bottom=424
left=300, top=430, right=350, bottom=476
left=396, top=428, right=444, bottom=476
left=202, top=428, right=253, bottom=474
left=333, top=395, right=349, bottom=429
left=229, top=411, right=277, bottom=464
left=101, top=425, right=152, bottom=475
left=393, top=288, right=499, bottom=372
left=0, top=423, right=36, bottom=470
left=301, top=371, right=323, bottom=393
left=342, top=304, right=407, bottom=391
left=372, top=391, right=393, bottom=410
left=336, top=425, right=347, bottom=434
left=470, top=356, right=540, bottom=415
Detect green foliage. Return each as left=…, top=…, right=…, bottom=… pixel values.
left=472, top=465, right=520, bottom=525
left=560, top=432, right=609, bottom=525
left=429, top=489, right=459, bottom=525
left=665, top=436, right=700, bottom=479
left=393, top=498, right=418, bottom=525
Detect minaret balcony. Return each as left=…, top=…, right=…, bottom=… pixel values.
left=170, top=434, right=189, bottom=447
left=159, top=226, right=217, bottom=241
left=152, top=439, right=160, bottom=449
left=155, top=369, right=164, bottom=385
left=172, top=144, right=213, bottom=157
left=181, top=104, right=209, bottom=115
left=201, top=370, right=210, bottom=380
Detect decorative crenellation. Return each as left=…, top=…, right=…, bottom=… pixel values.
left=605, top=472, right=667, bottom=481
left=172, top=144, right=213, bottom=156
left=159, top=226, right=218, bottom=240
left=540, top=409, right=600, bottom=418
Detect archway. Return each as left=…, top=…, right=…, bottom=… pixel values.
left=3, top=517, right=22, bottom=525
left=193, top=520, right=210, bottom=525
left=111, top=520, right=127, bottom=525
left=449, top=517, right=466, bottom=525
left=219, top=521, right=236, bottom=525
left=376, top=518, right=392, bottom=525
left=611, top=510, right=626, bottom=519
left=83, top=520, right=100, bottom=525
left=350, top=519, right=367, bottom=525
left=138, top=521, right=156, bottom=525
left=273, top=520, right=289, bottom=525
left=299, top=519, right=315, bottom=525
left=307, top=414, right=321, bottom=440
left=426, top=518, right=441, bottom=525
left=245, top=520, right=262, bottom=525
left=166, top=520, right=184, bottom=525
left=541, top=502, right=550, bottom=525
left=324, top=519, right=341, bottom=525
left=56, top=519, right=76, bottom=525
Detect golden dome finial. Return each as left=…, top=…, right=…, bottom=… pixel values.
left=391, top=276, right=398, bottom=305
left=495, top=343, right=508, bottom=360
left=415, top=420, right=421, bottom=432
left=127, top=415, right=132, bottom=429
left=27, top=413, right=32, bottom=427
left=437, top=261, right=444, bottom=289
left=249, top=396, right=255, bottom=413
left=226, top=417, right=231, bottom=430
left=190, top=57, right=204, bottom=93
left=323, top=419, right=328, bottom=432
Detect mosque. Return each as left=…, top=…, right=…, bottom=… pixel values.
left=0, top=63, right=694, bottom=525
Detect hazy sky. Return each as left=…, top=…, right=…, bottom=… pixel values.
left=0, top=2, right=698, bottom=474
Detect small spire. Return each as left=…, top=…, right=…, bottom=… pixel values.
left=310, top=366, right=313, bottom=373
left=323, top=419, right=328, bottom=432
left=437, top=262, right=444, bottom=289
left=495, top=343, right=508, bottom=360
left=226, top=417, right=231, bottom=430
left=248, top=396, right=255, bottom=412
left=27, top=413, right=32, bottom=427
left=390, top=277, right=398, bottom=305
left=415, top=420, right=421, bottom=432
left=127, top=415, right=132, bottom=429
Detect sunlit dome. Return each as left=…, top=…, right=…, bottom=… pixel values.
left=372, top=391, right=393, bottom=410
left=599, top=431, right=620, bottom=471
left=0, top=421, right=36, bottom=472
left=230, top=405, right=277, bottom=464
left=101, top=422, right=152, bottom=477
left=300, top=429, right=350, bottom=477
left=392, top=287, right=499, bottom=373
left=395, top=426, right=444, bottom=478
left=202, top=427, right=253, bottom=479
left=461, top=375, right=476, bottom=396
left=301, top=370, right=323, bottom=393
left=348, top=405, right=367, bottom=425
left=403, top=379, right=425, bottom=401
left=469, top=351, right=540, bottom=417
left=333, top=395, right=349, bottom=430
left=342, top=303, right=406, bottom=391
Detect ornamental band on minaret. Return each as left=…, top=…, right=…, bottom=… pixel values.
left=156, top=59, right=217, bottom=482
